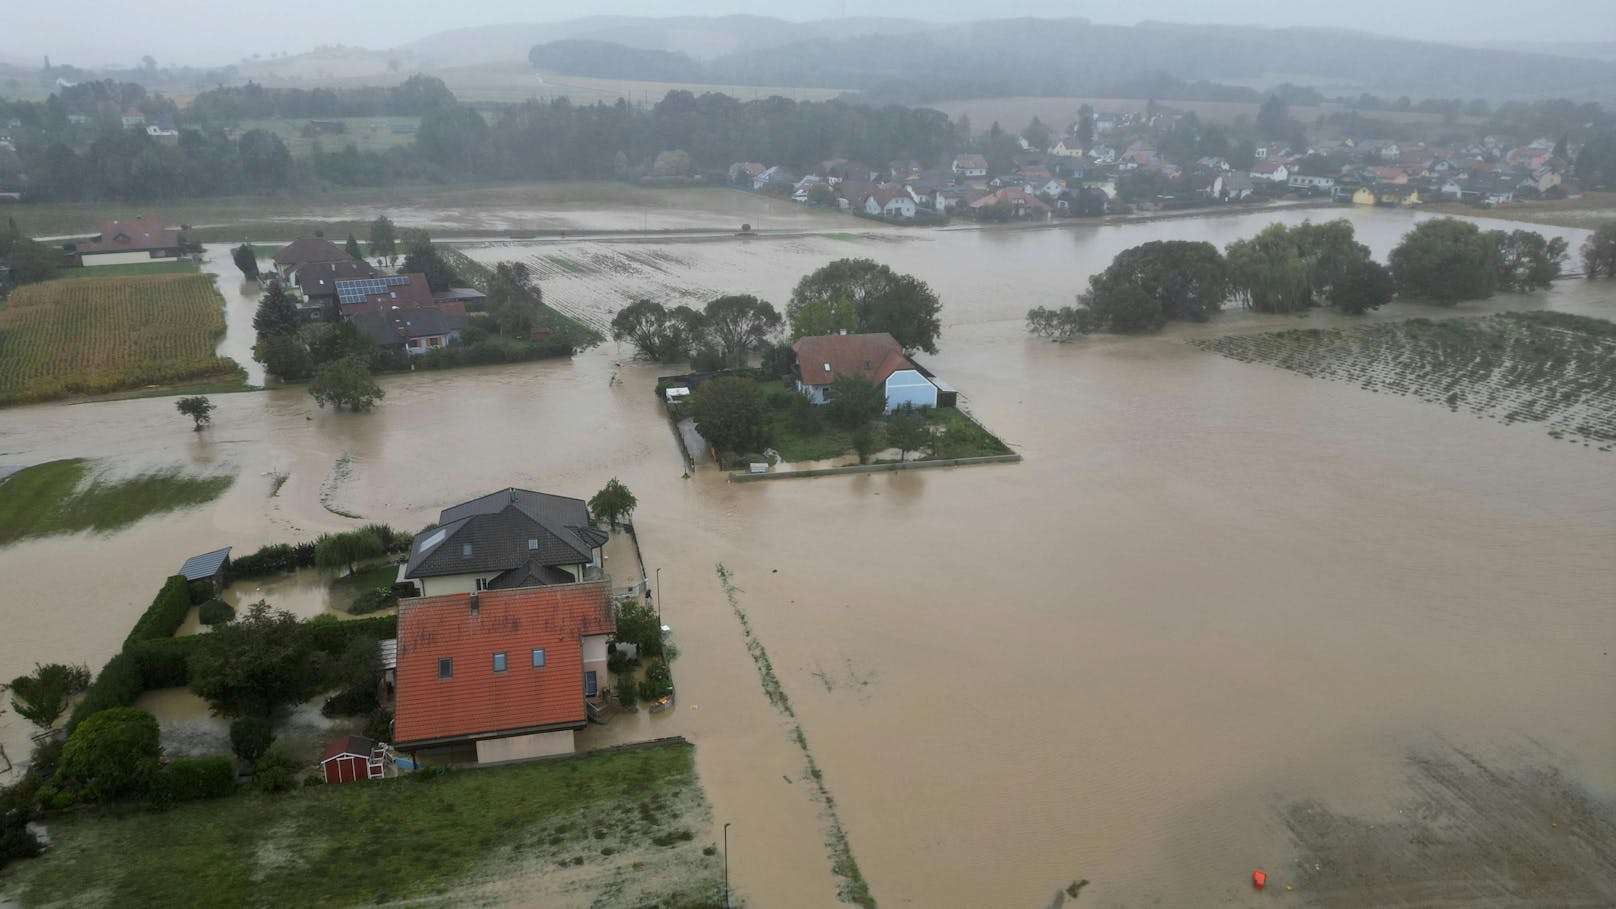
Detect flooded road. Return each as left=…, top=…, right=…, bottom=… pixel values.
left=3, top=204, right=1614, bottom=907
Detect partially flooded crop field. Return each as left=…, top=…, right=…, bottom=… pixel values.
left=1194, top=312, right=1616, bottom=449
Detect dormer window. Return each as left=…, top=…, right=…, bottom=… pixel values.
left=461, top=543, right=473, bottom=557
left=823, top=362, right=831, bottom=372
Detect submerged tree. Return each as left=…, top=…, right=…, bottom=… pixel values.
left=175, top=395, right=216, bottom=431
left=886, top=408, right=930, bottom=463
left=486, top=261, right=543, bottom=336
left=190, top=603, right=318, bottom=718
left=309, top=356, right=384, bottom=412
left=1388, top=218, right=1499, bottom=303
left=689, top=376, right=768, bottom=456
left=368, top=215, right=397, bottom=265
left=251, top=279, right=301, bottom=337
left=7, top=662, right=91, bottom=730
left=588, top=478, right=638, bottom=529
left=703, top=294, right=782, bottom=368
left=1329, top=259, right=1396, bottom=314
left=230, top=243, right=259, bottom=280
left=788, top=259, right=943, bottom=353
left=1583, top=222, right=1616, bottom=278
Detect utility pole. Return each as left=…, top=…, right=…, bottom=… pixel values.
left=655, top=566, right=663, bottom=628
left=723, top=822, right=732, bottom=908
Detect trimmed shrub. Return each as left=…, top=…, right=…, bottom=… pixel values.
left=66, top=651, right=143, bottom=729
left=55, top=708, right=161, bottom=802
left=304, top=614, right=396, bottom=655
left=253, top=747, right=301, bottom=794
left=198, top=599, right=235, bottom=625
left=129, top=636, right=198, bottom=690
left=124, top=575, right=194, bottom=648
left=148, top=756, right=236, bottom=806
left=226, top=542, right=316, bottom=580
left=187, top=580, right=216, bottom=604
left=229, top=716, right=274, bottom=764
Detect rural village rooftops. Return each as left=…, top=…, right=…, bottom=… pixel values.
left=792, top=332, right=917, bottom=387
left=273, top=236, right=350, bottom=267
left=404, top=488, right=608, bottom=580
left=393, top=581, right=614, bottom=747
left=296, top=259, right=378, bottom=298
left=78, top=217, right=178, bottom=253
left=348, top=306, right=467, bottom=346
left=337, top=273, right=434, bottom=310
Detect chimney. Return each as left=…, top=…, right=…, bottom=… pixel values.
left=469, top=592, right=480, bottom=615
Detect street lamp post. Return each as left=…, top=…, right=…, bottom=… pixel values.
left=723, top=821, right=731, bottom=908
left=655, top=567, right=663, bottom=628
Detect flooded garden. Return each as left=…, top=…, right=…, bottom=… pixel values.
left=3, top=198, right=1614, bottom=907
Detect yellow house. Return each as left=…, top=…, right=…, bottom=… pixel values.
left=1378, top=186, right=1421, bottom=206
left=1351, top=186, right=1377, bottom=205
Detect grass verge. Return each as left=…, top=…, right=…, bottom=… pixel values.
left=715, top=564, right=875, bottom=908
left=0, top=459, right=234, bottom=547
left=0, top=740, right=722, bottom=909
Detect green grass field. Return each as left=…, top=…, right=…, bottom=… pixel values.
left=0, top=459, right=234, bottom=547
left=236, top=116, right=423, bottom=159
left=0, top=741, right=722, bottom=909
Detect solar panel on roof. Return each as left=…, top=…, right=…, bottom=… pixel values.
left=335, top=275, right=411, bottom=305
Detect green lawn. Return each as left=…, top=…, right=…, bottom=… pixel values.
left=1, top=741, right=721, bottom=909
left=330, top=561, right=402, bottom=612
left=0, top=459, right=234, bottom=547
left=754, top=377, right=1012, bottom=463
left=57, top=261, right=200, bottom=278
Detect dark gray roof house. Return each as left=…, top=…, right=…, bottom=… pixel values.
left=349, top=306, right=466, bottom=353
left=403, top=488, right=609, bottom=595
left=296, top=259, right=377, bottom=310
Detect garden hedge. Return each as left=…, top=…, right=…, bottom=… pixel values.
left=148, top=756, right=236, bottom=806
left=122, top=575, right=193, bottom=649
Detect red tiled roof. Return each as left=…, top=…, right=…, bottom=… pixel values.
left=78, top=218, right=178, bottom=253
left=321, top=735, right=376, bottom=763
left=394, top=582, right=614, bottom=747
left=793, top=332, right=915, bottom=387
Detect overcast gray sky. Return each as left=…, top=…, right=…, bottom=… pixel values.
left=4, top=1, right=1613, bottom=67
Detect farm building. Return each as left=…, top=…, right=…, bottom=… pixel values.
left=75, top=218, right=183, bottom=266
left=321, top=735, right=384, bottom=783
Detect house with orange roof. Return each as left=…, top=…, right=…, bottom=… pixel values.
left=792, top=331, right=938, bottom=411
left=393, top=580, right=615, bottom=763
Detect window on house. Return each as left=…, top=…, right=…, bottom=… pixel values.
left=531, top=648, right=546, bottom=668
left=492, top=652, right=507, bottom=673
left=585, top=670, right=598, bottom=697
left=527, top=538, right=539, bottom=551
left=474, top=577, right=488, bottom=591
left=462, top=543, right=473, bottom=557
left=437, top=658, right=453, bottom=679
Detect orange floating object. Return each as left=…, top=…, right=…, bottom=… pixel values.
left=1252, top=869, right=1268, bottom=889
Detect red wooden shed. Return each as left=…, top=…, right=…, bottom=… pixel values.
left=321, top=735, right=381, bottom=784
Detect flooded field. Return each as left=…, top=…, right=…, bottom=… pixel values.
left=3, top=203, right=1614, bottom=907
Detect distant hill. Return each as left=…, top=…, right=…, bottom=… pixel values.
left=700, top=19, right=1616, bottom=102
left=528, top=40, right=703, bottom=83
left=1471, top=40, right=1616, bottom=63
left=403, top=15, right=935, bottom=68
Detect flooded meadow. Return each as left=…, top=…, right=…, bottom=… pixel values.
left=2, top=200, right=1614, bottom=907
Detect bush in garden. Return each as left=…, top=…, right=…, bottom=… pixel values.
left=54, top=707, right=162, bottom=802
left=639, top=662, right=673, bottom=702
left=148, top=756, right=236, bottom=806
left=252, top=746, right=301, bottom=794
left=229, top=716, right=274, bottom=764
left=198, top=599, right=235, bottom=625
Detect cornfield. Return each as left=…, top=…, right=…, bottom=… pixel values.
left=0, top=274, right=240, bottom=405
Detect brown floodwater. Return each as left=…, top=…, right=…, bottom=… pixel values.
left=2, top=203, right=1614, bottom=907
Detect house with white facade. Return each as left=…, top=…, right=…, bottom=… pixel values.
left=792, top=332, right=938, bottom=411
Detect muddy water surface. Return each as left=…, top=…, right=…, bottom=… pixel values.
left=2, top=206, right=1614, bottom=907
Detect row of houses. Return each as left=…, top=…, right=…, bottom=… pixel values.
left=272, top=236, right=486, bottom=357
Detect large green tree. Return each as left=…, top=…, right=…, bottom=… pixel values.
left=1583, top=222, right=1616, bottom=278
left=251, top=280, right=301, bottom=337
left=690, top=376, right=768, bottom=456
left=588, top=478, right=637, bottom=529
left=399, top=229, right=461, bottom=292
left=368, top=215, right=397, bottom=265
left=230, top=243, right=259, bottom=279
left=486, top=261, right=543, bottom=336
left=1329, top=259, right=1396, bottom=314
left=1088, top=240, right=1231, bottom=328
left=1388, top=218, right=1499, bottom=303
left=253, top=332, right=313, bottom=382
left=611, top=299, right=703, bottom=363
left=309, top=356, right=384, bottom=412
left=787, top=295, right=859, bottom=340
left=788, top=259, right=943, bottom=354
left=703, top=294, right=782, bottom=367
left=189, top=602, right=318, bottom=718
left=1491, top=229, right=1567, bottom=292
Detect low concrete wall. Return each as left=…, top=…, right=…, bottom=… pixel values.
left=728, top=453, right=1021, bottom=482
left=475, top=729, right=575, bottom=764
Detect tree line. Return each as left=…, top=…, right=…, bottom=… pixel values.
left=1028, top=217, right=1582, bottom=340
